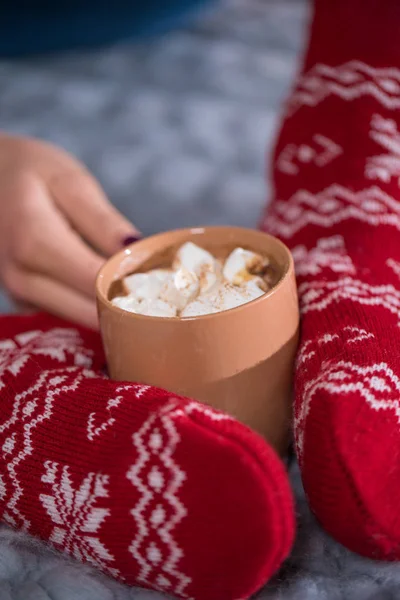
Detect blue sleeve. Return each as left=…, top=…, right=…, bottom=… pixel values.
left=0, top=0, right=212, bottom=56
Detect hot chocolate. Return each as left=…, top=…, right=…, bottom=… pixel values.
left=111, top=242, right=273, bottom=318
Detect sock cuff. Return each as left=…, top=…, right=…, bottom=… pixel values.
left=305, top=0, right=400, bottom=69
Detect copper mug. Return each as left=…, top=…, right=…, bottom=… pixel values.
left=96, top=226, right=299, bottom=455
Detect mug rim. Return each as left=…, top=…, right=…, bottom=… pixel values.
left=96, top=226, right=295, bottom=323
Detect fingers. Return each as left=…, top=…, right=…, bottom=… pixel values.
left=26, top=226, right=103, bottom=299
left=41, top=227, right=104, bottom=299
left=11, top=177, right=105, bottom=299
left=4, top=267, right=98, bottom=330
left=50, top=168, right=140, bottom=256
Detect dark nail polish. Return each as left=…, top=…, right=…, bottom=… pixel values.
left=122, top=235, right=141, bottom=247
left=285, top=442, right=295, bottom=470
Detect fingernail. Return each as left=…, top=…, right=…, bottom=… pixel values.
left=122, top=234, right=141, bottom=247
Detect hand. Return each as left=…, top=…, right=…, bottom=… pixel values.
left=0, top=134, right=139, bottom=329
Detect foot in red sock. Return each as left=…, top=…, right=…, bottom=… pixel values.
left=262, top=0, right=400, bottom=560
left=0, top=313, right=294, bottom=600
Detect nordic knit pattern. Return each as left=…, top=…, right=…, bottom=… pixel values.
left=262, top=0, right=400, bottom=559
left=0, top=313, right=294, bottom=600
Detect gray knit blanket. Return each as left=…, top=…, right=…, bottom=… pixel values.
left=1, top=1, right=400, bottom=598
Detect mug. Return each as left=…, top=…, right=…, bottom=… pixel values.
left=96, top=226, right=299, bottom=455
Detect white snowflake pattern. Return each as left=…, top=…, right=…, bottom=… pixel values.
left=288, top=61, right=400, bottom=116
left=266, top=184, right=400, bottom=239
left=387, top=258, right=400, bottom=281
left=40, top=461, right=118, bottom=577
left=343, top=326, right=375, bottom=344
left=128, top=400, right=190, bottom=598
left=0, top=367, right=95, bottom=530
left=87, top=384, right=151, bottom=441
left=296, top=358, right=400, bottom=460
left=126, top=398, right=230, bottom=599
left=0, top=328, right=93, bottom=390
left=366, top=114, right=400, bottom=183
left=292, top=235, right=355, bottom=277
left=277, top=134, right=343, bottom=175
left=299, top=277, right=400, bottom=323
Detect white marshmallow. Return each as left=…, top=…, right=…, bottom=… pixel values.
left=111, top=296, right=141, bottom=313
left=199, top=269, right=219, bottom=293
left=174, top=268, right=200, bottom=300
left=223, top=248, right=266, bottom=285
left=159, top=268, right=199, bottom=311
left=114, top=243, right=270, bottom=319
left=241, top=278, right=266, bottom=299
left=181, top=280, right=263, bottom=318
left=180, top=300, right=218, bottom=317
left=136, top=298, right=177, bottom=318
left=151, top=269, right=172, bottom=282
left=174, top=242, right=215, bottom=275
left=123, top=272, right=166, bottom=301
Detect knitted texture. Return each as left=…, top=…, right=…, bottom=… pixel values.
left=0, top=312, right=294, bottom=600
left=262, top=0, right=400, bottom=559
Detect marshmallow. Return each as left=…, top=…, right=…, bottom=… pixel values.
left=123, top=272, right=165, bottom=301
left=174, top=268, right=200, bottom=302
left=151, top=269, right=172, bottom=282
left=136, top=298, right=177, bottom=318
left=111, top=295, right=141, bottom=313
left=113, top=242, right=271, bottom=318
left=198, top=269, right=219, bottom=293
left=241, top=278, right=266, bottom=299
left=181, top=280, right=264, bottom=318
left=180, top=298, right=219, bottom=317
left=159, top=268, right=200, bottom=311
left=111, top=294, right=176, bottom=317
left=174, top=242, right=216, bottom=276
left=223, top=248, right=269, bottom=285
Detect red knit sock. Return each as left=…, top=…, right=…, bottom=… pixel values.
left=0, top=312, right=294, bottom=600
left=262, top=0, right=400, bottom=559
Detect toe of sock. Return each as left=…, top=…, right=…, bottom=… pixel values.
left=175, top=405, right=295, bottom=600
left=301, top=388, right=400, bottom=560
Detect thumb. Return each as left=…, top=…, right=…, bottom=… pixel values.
left=49, top=167, right=140, bottom=256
